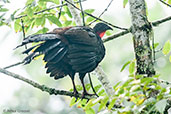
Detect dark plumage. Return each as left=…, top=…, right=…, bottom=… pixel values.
left=17, top=23, right=112, bottom=98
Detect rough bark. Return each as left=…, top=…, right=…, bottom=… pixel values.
left=129, top=0, right=155, bottom=76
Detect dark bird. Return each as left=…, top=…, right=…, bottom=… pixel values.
left=16, top=23, right=112, bottom=98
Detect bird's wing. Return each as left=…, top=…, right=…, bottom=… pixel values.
left=67, top=44, right=98, bottom=74
left=17, top=33, right=72, bottom=79
left=65, top=27, right=103, bottom=74
left=64, top=26, right=98, bottom=46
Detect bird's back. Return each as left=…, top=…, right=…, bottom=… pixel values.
left=18, top=26, right=105, bottom=79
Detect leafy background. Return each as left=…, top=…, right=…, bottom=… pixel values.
left=0, top=0, right=171, bottom=114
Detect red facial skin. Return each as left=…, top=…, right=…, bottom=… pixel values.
left=97, top=31, right=106, bottom=38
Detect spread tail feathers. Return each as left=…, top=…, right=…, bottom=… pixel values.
left=15, top=33, right=61, bottom=49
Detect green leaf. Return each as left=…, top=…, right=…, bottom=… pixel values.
left=85, top=108, right=95, bottom=114
left=84, top=9, right=95, bottom=14
left=108, top=98, right=117, bottom=110
left=98, top=89, right=105, bottom=96
left=11, top=9, right=20, bottom=21
left=123, top=0, right=128, bottom=8
left=86, top=17, right=94, bottom=23
left=170, top=55, right=171, bottom=63
left=85, top=99, right=98, bottom=110
left=64, top=20, right=72, bottom=26
left=65, top=7, right=72, bottom=18
left=35, top=17, right=43, bottom=26
left=155, top=99, right=167, bottom=113
left=85, top=84, right=91, bottom=91
left=26, top=0, right=34, bottom=5
left=113, top=81, right=121, bottom=90
left=162, top=40, right=171, bottom=55
left=47, top=16, right=62, bottom=27
left=129, top=61, right=135, bottom=74
left=141, top=77, right=154, bottom=84
left=94, top=85, right=102, bottom=92
left=153, top=74, right=160, bottom=78
left=0, top=8, right=9, bottom=12
left=105, top=31, right=112, bottom=36
left=69, top=97, right=77, bottom=107
left=120, top=61, right=131, bottom=72
left=154, top=43, right=159, bottom=49
left=35, top=27, right=49, bottom=34
left=77, top=99, right=87, bottom=108
left=14, top=19, right=21, bottom=32
left=76, top=85, right=83, bottom=91
left=26, top=7, right=34, bottom=18
left=168, top=0, right=171, bottom=4
left=98, top=96, right=109, bottom=112
left=35, top=17, right=45, bottom=27
left=122, top=78, right=134, bottom=88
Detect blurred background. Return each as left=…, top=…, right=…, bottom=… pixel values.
left=0, top=0, right=171, bottom=114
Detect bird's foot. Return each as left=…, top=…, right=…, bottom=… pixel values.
left=81, top=91, right=96, bottom=99
left=72, top=90, right=79, bottom=102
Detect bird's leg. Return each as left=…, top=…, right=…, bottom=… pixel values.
left=88, top=73, right=99, bottom=97
left=79, top=75, right=95, bottom=99
left=80, top=77, right=89, bottom=98
left=71, top=78, right=79, bottom=100
left=69, top=73, right=79, bottom=100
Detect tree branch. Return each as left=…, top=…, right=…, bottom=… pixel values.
left=88, top=0, right=114, bottom=25
left=129, top=0, right=155, bottom=75
left=158, top=0, right=171, bottom=7
left=65, top=0, right=127, bottom=30
left=152, top=16, right=171, bottom=26
left=103, top=15, right=171, bottom=43
left=103, top=28, right=130, bottom=42
left=67, top=0, right=82, bottom=25
left=0, top=67, right=93, bottom=99
left=14, top=4, right=67, bottom=19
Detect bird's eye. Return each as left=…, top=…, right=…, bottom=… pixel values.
left=85, top=28, right=91, bottom=32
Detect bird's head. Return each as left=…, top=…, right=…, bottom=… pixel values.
left=93, top=23, right=113, bottom=38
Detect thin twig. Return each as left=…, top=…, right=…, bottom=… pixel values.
left=65, top=0, right=128, bottom=30
left=14, top=4, right=67, bottom=19
left=158, top=0, right=171, bottom=7
left=89, top=0, right=114, bottom=25
left=3, top=61, right=24, bottom=69
left=103, top=28, right=130, bottom=42
left=79, top=0, right=85, bottom=26
left=152, top=16, right=171, bottom=26
left=58, top=0, right=64, bottom=19
left=0, top=67, right=93, bottom=99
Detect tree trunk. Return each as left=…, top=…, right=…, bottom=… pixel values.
left=129, top=0, right=155, bottom=76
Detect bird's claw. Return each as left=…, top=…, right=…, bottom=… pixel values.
left=73, top=90, right=79, bottom=102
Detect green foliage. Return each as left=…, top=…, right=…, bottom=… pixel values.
left=14, top=19, right=22, bottom=32
left=153, top=42, right=159, bottom=49
left=1, top=0, right=170, bottom=114
left=0, top=5, right=9, bottom=26
left=123, top=0, right=128, bottom=8
left=164, top=0, right=171, bottom=4
left=69, top=73, right=170, bottom=114
left=169, top=0, right=171, bottom=4
left=129, top=60, right=135, bottom=74
left=120, top=61, right=131, bottom=72
left=162, top=40, right=171, bottom=55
